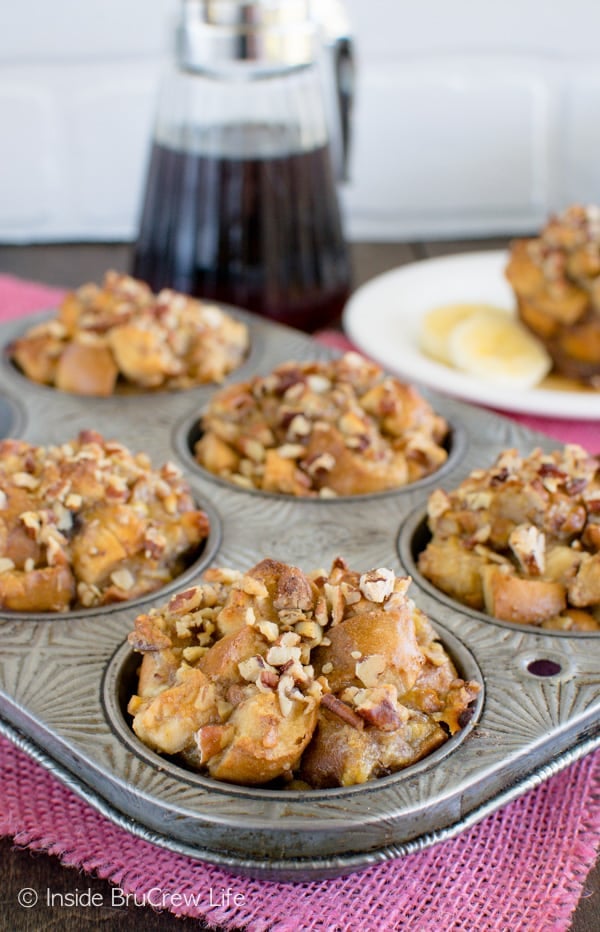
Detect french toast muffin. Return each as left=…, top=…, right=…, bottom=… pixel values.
left=506, top=205, right=600, bottom=385
left=9, top=271, right=249, bottom=395
left=0, top=430, right=209, bottom=611
left=194, top=352, right=449, bottom=496
left=127, top=557, right=479, bottom=788
left=418, top=444, right=600, bottom=630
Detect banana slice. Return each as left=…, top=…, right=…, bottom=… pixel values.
left=420, top=303, right=504, bottom=364
left=448, top=310, right=552, bottom=389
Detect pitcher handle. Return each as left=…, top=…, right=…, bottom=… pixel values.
left=333, top=34, right=354, bottom=182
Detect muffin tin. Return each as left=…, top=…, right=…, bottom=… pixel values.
left=0, top=308, right=598, bottom=881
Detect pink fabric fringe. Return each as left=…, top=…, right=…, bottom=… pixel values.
left=0, top=273, right=599, bottom=929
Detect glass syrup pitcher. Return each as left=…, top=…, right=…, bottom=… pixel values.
left=132, top=0, right=354, bottom=333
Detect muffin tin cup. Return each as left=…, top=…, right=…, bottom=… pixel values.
left=0, top=308, right=598, bottom=880
left=0, top=389, right=26, bottom=440
left=174, top=407, right=468, bottom=503
left=398, top=503, right=600, bottom=640
left=95, top=623, right=484, bottom=872
left=104, top=631, right=483, bottom=802
left=0, top=493, right=222, bottom=623
left=3, top=303, right=269, bottom=396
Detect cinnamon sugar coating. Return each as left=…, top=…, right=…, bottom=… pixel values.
left=9, top=271, right=249, bottom=395
left=127, top=558, right=479, bottom=788
left=0, top=431, right=209, bottom=611
left=506, top=205, right=600, bottom=385
left=194, top=353, right=449, bottom=496
left=419, top=444, right=600, bottom=630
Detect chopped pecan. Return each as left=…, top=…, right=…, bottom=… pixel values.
left=359, top=568, right=395, bottom=603
left=353, top=685, right=408, bottom=731
left=194, top=354, right=449, bottom=496
left=320, top=692, right=364, bottom=729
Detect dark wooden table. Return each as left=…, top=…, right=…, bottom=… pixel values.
left=0, top=240, right=598, bottom=931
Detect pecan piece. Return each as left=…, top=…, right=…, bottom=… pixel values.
left=320, top=693, right=364, bottom=729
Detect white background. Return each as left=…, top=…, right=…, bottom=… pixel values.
left=2, top=0, right=600, bottom=242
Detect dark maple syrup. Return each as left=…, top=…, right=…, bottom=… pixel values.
left=132, top=125, right=351, bottom=332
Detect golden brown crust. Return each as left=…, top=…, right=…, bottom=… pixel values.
left=418, top=444, right=600, bottom=630
left=0, top=431, right=210, bottom=611
left=506, top=205, right=600, bottom=385
left=298, top=707, right=447, bottom=788
left=9, top=271, right=249, bottom=395
left=194, top=353, right=449, bottom=497
left=127, top=558, right=480, bottom=788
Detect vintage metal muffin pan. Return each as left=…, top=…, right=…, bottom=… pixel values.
left=0, top=308, right=598, bottom=882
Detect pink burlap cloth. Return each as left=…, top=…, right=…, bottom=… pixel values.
left=0, top=272, right=599, bottom=930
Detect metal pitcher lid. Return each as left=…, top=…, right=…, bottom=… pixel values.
left=177, top=0, right=318, bottom=72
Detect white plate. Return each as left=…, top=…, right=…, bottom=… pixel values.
left=343, top=250, right=600, bottom=420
